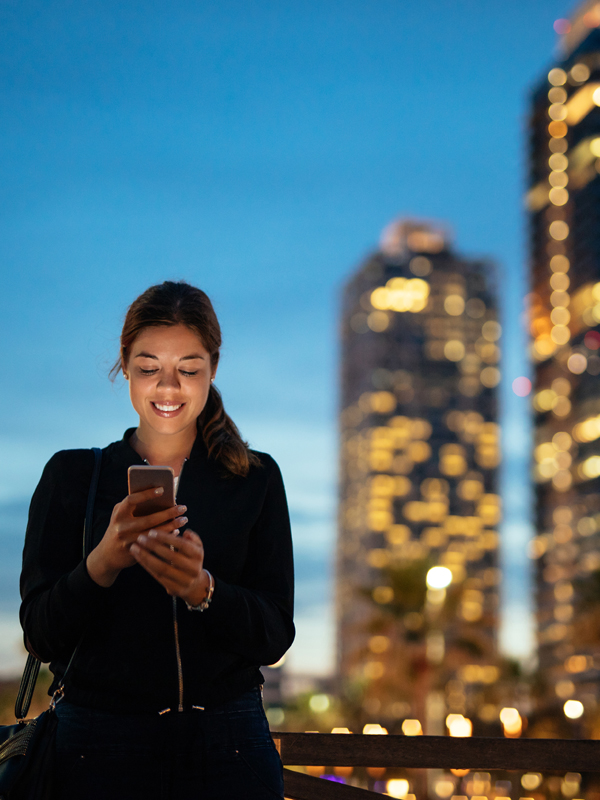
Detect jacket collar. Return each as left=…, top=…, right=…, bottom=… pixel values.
left=118, top=427, right=210, bottom=465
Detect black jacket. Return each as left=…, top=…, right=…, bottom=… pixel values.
left=20, top=429, right=295, bottom=713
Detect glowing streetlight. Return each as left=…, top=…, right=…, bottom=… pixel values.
left=401, top=719, right=423, bottom=736
left=499, top=707, right=522, bottom=738
left=387, top=779, right=410, bottom=798
left=564, top=699, right=584, bottom=719
left=446, top=714, right=472, bottom=737
left=426, top=566, right=452, bottom=589
left=363, top=723, right=388, bottom=734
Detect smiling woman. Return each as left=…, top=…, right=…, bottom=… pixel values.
left=19, top=281, right=295, bottom=800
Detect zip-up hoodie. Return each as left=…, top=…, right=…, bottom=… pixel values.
left=20, top=429, right=295, bottom=713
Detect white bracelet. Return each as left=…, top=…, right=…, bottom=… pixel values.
left=185, top=569, right=214, bottom=612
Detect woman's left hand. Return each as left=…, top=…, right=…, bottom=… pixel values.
left=130, top=528, right=210, bottom=606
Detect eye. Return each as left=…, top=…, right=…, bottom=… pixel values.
left=180, top=370, right=199, bottom=377
left=139, top=368, right=158, bottom=375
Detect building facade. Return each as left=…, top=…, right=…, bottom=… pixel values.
left=528, top=1, right=600, bottom=733
left=336, top=219, right=502, bottom=733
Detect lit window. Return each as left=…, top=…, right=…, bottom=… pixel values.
left=549, top=220, right=569, bottom=240
left=548, top=68, right=567, bottom=86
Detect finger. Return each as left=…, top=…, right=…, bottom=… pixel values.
left=126, top=485, right=168, bottom=505
left=132, top=504, right=188, bottom=529
left=134, top=534, right=202, bottom=576
left=114, top=514, right=187, bottom=545
left=140, top=530, right=203, bottom=559
left=131, top=543, right=195, bottom=586
left=182, top=529, right=204, bottom=547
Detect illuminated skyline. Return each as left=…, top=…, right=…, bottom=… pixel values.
left=336, top=220, right=501, bottom=731
left=528, top=1, right=600, bottom=732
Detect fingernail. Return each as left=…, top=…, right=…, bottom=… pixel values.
left=155, top=487, right=164, bottom=495
left=131, top=543, right=140, bottom=554
left=177, top=516, right=188, bottom=525
left=177, top=505, right=187, bottom=513
left=173, top=529, right=180, bottom=536
left=148, top=530, right=158, bottom=538
left=137, top=534, right=146, bottom=543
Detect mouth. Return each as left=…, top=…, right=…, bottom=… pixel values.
left=151, top=402, right=185, bottom=418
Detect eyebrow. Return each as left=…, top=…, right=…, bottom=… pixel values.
left=134, top=351, right=206, bottom=361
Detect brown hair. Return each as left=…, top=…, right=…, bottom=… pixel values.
left=111, top=280, right=260, bottom=477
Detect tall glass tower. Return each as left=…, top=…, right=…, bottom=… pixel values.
left=528, top=2, right=600, bottom=732
left=336, top=219, right=501, bottom=733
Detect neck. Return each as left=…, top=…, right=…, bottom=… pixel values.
left=130, top=426, right=197, bottom=476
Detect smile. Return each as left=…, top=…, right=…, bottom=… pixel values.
left=151, top=402, right=186, bottom=418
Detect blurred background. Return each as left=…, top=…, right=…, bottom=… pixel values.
left=3, top=0, right=600, bottom=794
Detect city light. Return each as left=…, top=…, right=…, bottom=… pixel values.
left=564, top=700, right=584, bottom=719
left=571, top=63, right=591, bottom=82
left=548, top=68, right=567, bottom=85
left=521, top=774, right=543, bottom=790
left=309, top=694, right=330, bottom=713
left=371, top=277, right=430, bottom=313
left=572, top=414, right=600, bottom=443
left=401, top=719, right=423, bottom=736
left=434, top=779, right=455, bottom=797
left=553, top=19, right=571, bottom=34
left=387, top=779, right=410, bottom=799
left=426, top=566, right=453, bottom=589
left=567, top=353, right=587, bottom=374
left=512, top=377, right=531, bottom=396
left=578, top=455, right=600, bottom=479
left=446, top=714, right=472, bottom=737
left=499, top=707, right=522, bottom=738
left=363, top=723, right=388, bottom=734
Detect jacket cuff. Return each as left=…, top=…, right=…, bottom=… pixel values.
left=204, top=576, right=239, bottom=622
left=66, top=559, right=113, bottom=602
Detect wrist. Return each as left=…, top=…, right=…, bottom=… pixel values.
left=86, top=550, right=120, bottom=588
left=185, top=569, right=214, bottom=611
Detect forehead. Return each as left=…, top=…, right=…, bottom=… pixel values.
left=131, top=324, right=208, bottom=356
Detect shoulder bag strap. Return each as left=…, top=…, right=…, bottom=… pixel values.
left=14, top=447, right=103, bottom=720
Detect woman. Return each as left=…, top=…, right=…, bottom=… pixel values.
left=20, top=280, right=295, bottom=799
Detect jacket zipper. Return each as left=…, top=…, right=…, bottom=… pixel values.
left=173, top=458, right=187, bottom=712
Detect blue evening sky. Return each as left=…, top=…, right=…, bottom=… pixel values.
left=0, top=0, right=568, bottom=676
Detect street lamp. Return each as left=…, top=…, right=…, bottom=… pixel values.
left=426, top=566, right=453, bottom=589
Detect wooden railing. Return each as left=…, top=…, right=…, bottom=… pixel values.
left=272, top=732, right=600, bottom=800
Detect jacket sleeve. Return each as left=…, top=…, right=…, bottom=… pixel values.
left=201, top=457, right=295, bottom=666
left=19, top=450, right=111, bottom=663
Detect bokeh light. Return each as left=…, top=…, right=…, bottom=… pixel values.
left=564, top=700, right=584, bottom=719
left=426, top=566, right=453, bottom=589
left=553, top=19, right=571, bottom=34
left=512, top=377, right=531, bottom=396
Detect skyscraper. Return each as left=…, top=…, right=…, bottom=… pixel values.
left=336, top=219, right=502, bottom=733
left=528, top=1, right=600, bottom=732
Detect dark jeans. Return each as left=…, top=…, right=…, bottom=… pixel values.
left=54, top=688, right=284, bottom=800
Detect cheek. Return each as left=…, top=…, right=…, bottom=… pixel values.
left=128, top=379, right=146, bottom=413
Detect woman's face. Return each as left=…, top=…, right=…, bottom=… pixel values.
left=125, top=324, right=216, bottom=443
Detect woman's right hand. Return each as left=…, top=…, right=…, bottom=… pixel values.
left=86, top=487, right=188, bottom=588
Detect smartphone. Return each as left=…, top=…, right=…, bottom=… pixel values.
left=127, top=465, right=176, bottom=518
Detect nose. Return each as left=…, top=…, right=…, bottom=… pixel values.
left=158, top=369, right=181, bottom=390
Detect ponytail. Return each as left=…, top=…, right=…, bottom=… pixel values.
left=199, top=384, right=261, bottom=477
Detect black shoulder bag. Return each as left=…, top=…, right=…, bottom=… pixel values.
left=0, top=447, right=102, bottom=800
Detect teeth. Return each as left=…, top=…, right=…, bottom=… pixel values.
left=154, top=403, right=183, bottom=412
